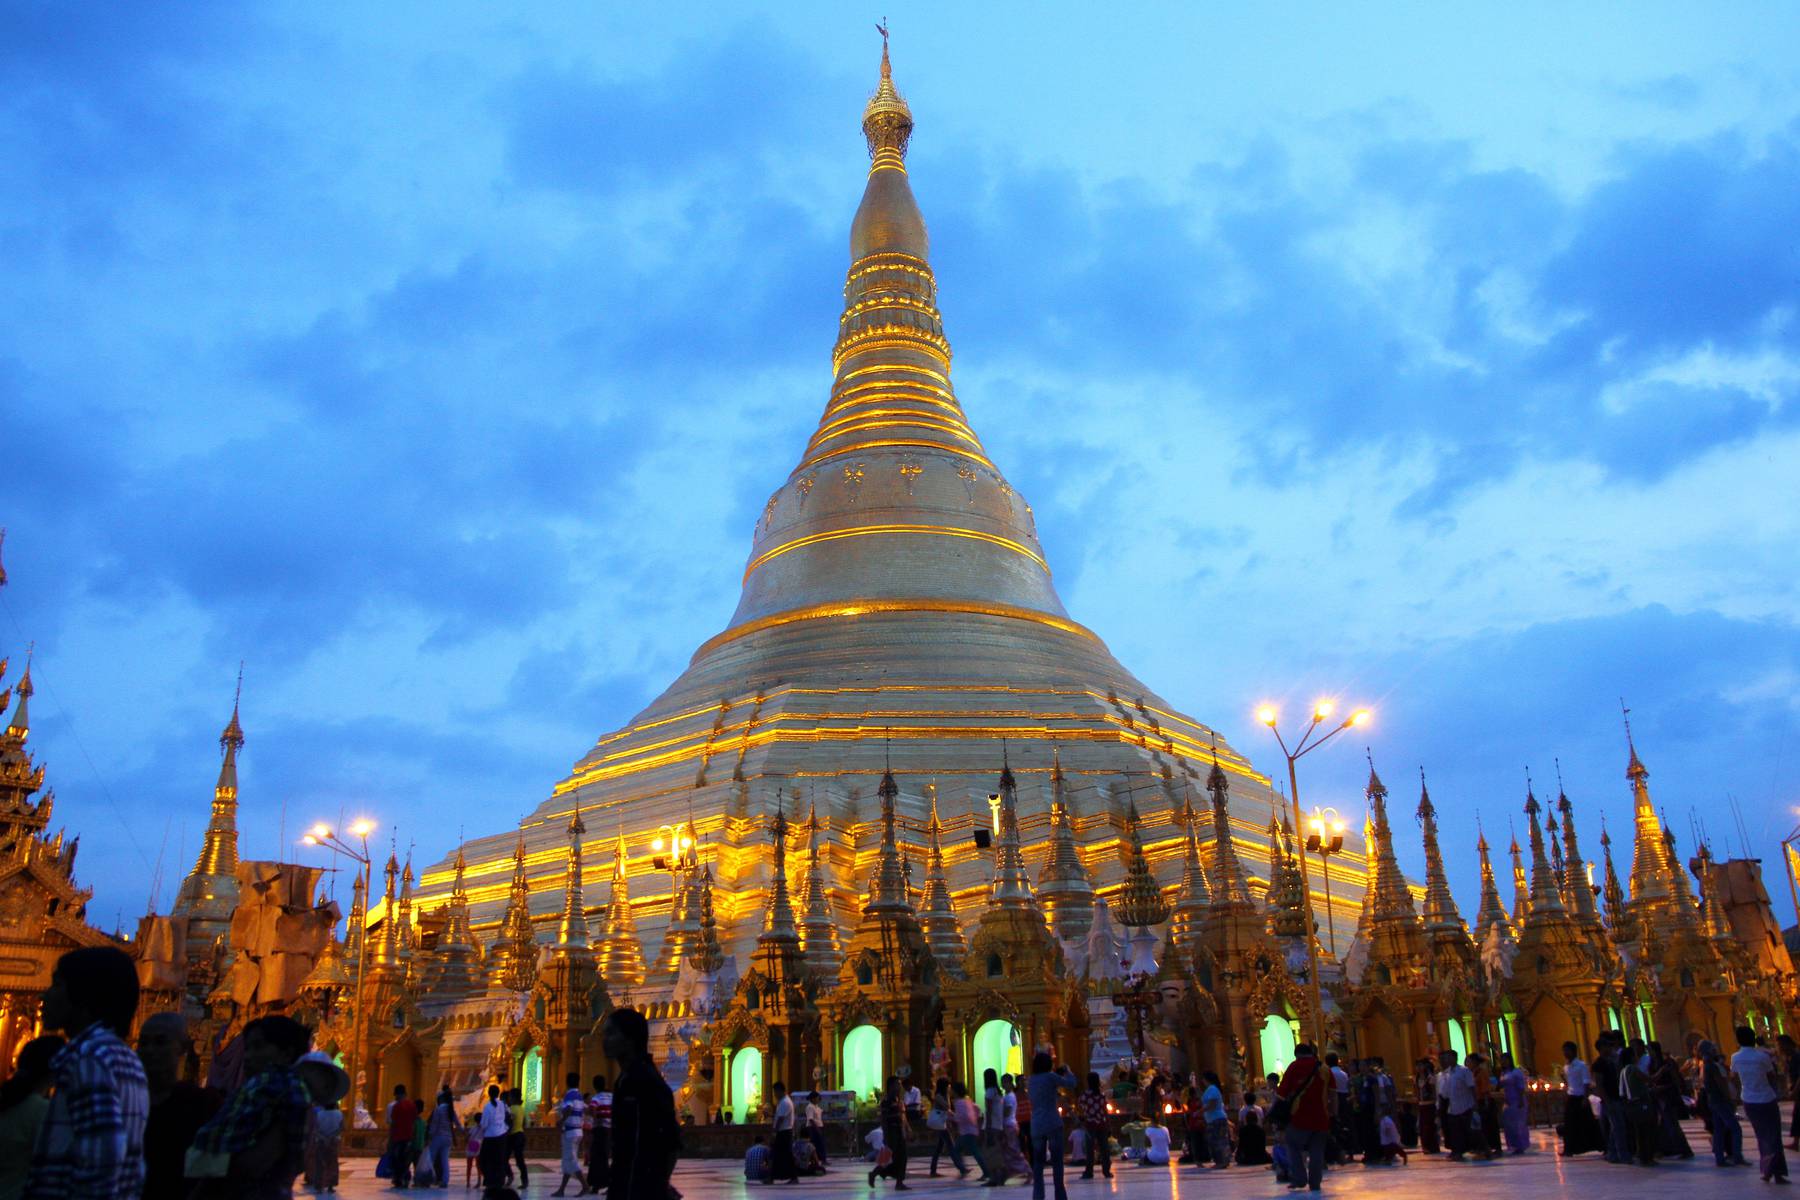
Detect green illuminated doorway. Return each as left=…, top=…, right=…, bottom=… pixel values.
left=843, top=1025, right=883, bottom=1102
left=730, top=1046, right=763, bottom=1123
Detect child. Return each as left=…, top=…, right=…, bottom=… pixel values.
left=465, top=1110, right=484, bottom=1189
left=1268, top=1116, right=1293, bottom=1183
left=1378, top=1111, right=1409, bottom=1164
left=305, top=1098, right=342, bottom=1193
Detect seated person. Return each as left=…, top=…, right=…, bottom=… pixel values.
left=1377, top=1113, right=1408, bottom=1165
left=1268, top=1118, right=1293, bottom=1183
left=1234, top=1107, right=1270, bottom=1166
left=744, top=1134, right=772, bottom=1183
left=793, top=1134, right=824, bottom=1176
left=863, top=1125, right=885, bottom=1162
left=1067, top=1124, right=1089, bottom=1168
left=1141, top=1118, right=1171, bottom=1167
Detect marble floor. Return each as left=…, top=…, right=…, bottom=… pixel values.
left=324, top=1126, right=1775, bottom=1199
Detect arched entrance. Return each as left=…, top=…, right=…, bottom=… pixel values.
left=1446, top=1018, right=1468, bottom=1059
left=519, top=1046, right=544, bottom=1110
left=842, top=1025, right=883, bottom=1103
left=730, top=1046, right=763, bottom=1124
left=972, top=1019, right=1022, bottom=1089
left=1258, top=1013, right=1297, bottom=1077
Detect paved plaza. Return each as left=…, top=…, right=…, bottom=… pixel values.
left=323, top=1124, right=1769, bottom=1199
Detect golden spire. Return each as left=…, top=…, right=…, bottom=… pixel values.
left=798, top=797, right=843, bottom=977
left=689, top=866, right=726, bottom=974
left=1037, top=750, right=1095, bottom=942
left=196, top=671, right=244, bottom=879
left=919, top=782, right=967, bottom=971
left=1622, top=700, right=1673, bottom=908
left=1205, top=741, right=1253, bottom=905
left=1473, top=820, right=1511, bottom=943
left=1364, top=758, right=1418, bottom=921
left=760, top=791, right=800, bottom=943
left=862, top=22, right=914, bottom=169
left=986, top=755, right=1035, bottom=907
left=396, top=853, right=416, bottom=962
left=1266, top=815, right=1309, bottom=940
left=1508, top=822, right=1530, bottom=923
left=1599, top=819, right=1629, bottom=943
left=1554, top=768, right=1603, bottom=931
left=370, top=847, right=404, bottom=973
left=1415, top=769, right=1465, bottom=934
left=1522, top=780, right=1567, bottom=920
left=1167, top=781, right=1211, bottom=957
left=597, top=832, right=647, bottom=993
left=1659, top=819, right=1701, bottom=930
left=865, top=764, right=913, bottom=912
left=4, top=644, right=29, bottom=740
left=346, top=869, right=367, bottom=966
left=556, top=803, right=590, bottom=949
left=493, top=833, right=538, bottom=992
left=1115, top=799, right=1169, bottom=928
left=434, top=842, right=482, bottom=997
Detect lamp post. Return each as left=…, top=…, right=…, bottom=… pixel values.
left=301, top=818, right=376, bottom=1118
left=1305, top=807, right=1348, bottom=959
left=1256, top=700, right=1371, bottom=1048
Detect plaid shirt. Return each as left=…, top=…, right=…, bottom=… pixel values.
left=190, top=1063, right=311, bottom=1158
left=25, top=1021, right=150, bottom=1200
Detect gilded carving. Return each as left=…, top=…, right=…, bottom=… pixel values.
left=955, top=464, right=977, bottom=503
left=898, top=459, right=923, bottom=496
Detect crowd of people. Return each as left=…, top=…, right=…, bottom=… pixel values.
left=1558, top=1025, right=1793, bottom=1182
left=0, top=945, right=681, bottom=1200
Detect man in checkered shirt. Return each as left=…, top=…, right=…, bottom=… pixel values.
left=25, top=946, right=150, bottom=1199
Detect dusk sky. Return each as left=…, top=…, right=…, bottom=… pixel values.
left=3, top=4, right=1798, bottom=929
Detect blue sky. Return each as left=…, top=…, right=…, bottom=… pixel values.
left=2, top=3, right=1797, bottom=930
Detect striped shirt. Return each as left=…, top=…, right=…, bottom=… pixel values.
left=25, top=1021, right=149, bottom=1199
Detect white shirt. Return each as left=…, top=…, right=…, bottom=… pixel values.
left=905, top=1086, right=921, bottom=1108
left=1438, top=1065, right=1476, bottom=1116
left=479, top=1098, right=510, bottom=1138
left=1379, top=1115, right=1399, bottom=1146
left=1142, top=1125, right=1171, bottom=1165
left=1563, top=1058, right=1591, bottom=1097
left=1002, top=1092, right=1018, bottom=1130
left=560, top=1088, right=586, bottom=1131
left=1329, top=1066, right=1350, bottom=1094
left=773, top=1095, right=795, bottom=1132
left=804, top=1102, right=823, bottom=1129
left=1734, top=1047, right=1781, bottom=1105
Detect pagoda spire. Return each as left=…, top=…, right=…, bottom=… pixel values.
left=434, top=842, right=481, bottom=997
left=761, top=791, right=800, bottom=943
left=1555, top=767, right=1603, bottom=931
left=3, top=644, right=29, bottom=740
left=597, top=832, right=647, bottom=993
left=1473, top=820, right=1511, bottom=943
left=798, top=797, right=843, bottom=977
left=1622, top=701, right=1673, bottom=909
left=1167, top=782, right=1212, bottom=959
left=1599, top=819, right=1629, bottom=943
left=396, top=854, right=417, bottom=964
left=1522, top=780, right=1567, bottom=919
left=197, top=674, right=244, bottom=879
left=866, top=764, right=913, bottom=913
left=1508, top=824, right=1531, bottom=924
left=1694, top=841, right=1733, bottom=944
left=1659, top=820, right=1701, bottom=930
left=1266, top=815, right=1309, bottom=940
left=986, top=755, right=1034, bottom=907
left=919, top=782, right=967, bottom=972
left=1416, top=770, right=1465, bottom=934
left=557, top=804, right=590, bottom=949
left=1116, top=799, right=1170, bottom=929
left=346, top=869, right=368, bottom=968
left=492, top=833, right=538, bottom=992
left=1037, top=750, right=1096, bottom=944
left=1364, top=758, right=1418, bottom=921
left=689, top=866, right=726, bottom=974
left=1206, top=741, right=1253, bottom=906
left=370, top=847, right=404, bottom=976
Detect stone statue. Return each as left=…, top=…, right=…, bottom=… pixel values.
left=929, top=1031, right=951, bottom=1081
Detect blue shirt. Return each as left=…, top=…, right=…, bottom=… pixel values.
left=744, top=1143, right=770, bottom=1181
left=1202, top=1084, right=1225, bottom=1122
left=1026, top=1068, right=1078, bottom=1136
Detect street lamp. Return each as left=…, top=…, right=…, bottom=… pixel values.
left=301, top=818, right=376, bottom=1118
left=1257, top=700, right=1371, bottom=1047
left=1305, top=807, right=1348, bottom=958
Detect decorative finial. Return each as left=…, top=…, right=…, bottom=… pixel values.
left=862, top=25, right=913, bottom=164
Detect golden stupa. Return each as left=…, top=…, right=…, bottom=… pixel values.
left=417, top=43, right=1367, bottom=980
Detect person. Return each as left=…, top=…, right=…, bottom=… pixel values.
left=927, top=1077, right=965, bottom=1177
left=1025, top=1052, right=1077, bottom=1200
left=1698, top=1040, right=1747, bottom=1169
left=1468, top=1053, right=1500, bottom=1158
left=586, top=1074, right=612, bottom=1191
left=981, top=1068, right=1009, bottom=1185
left=1268, top=1113, right=1294, bottom=1183
left=952, top=1081, right=989, bottom=1181
left=1780, top=1034, right=1800, bottom=1153
left=1496, top=1053, right=1529, bottom=1155
left=384, top=1083, right=419, bottom=1188
left=870, top=1075, right=911, bottom=1190
left=1275, top=1041, right=1332, bottom=1192
left=1645, top=1042, right=1692, bottom=1159
left=419, top=1085, right=454, bottom=1191
left=1436, top=1049, right=1478, bottom=1162
left=290, top=1051, right=349, bottom=1196
left=504, top=1086, right=528, bottom=1189
left=1412, top=1059, right=1439, bottom=1154
left=802, top=1090, right=828, bottom=1168
left=553, top=1073, right=588, bottom=1196
left=603, top=1008, right=680, bottom=1200
left=1377, top=1111, right=1408, bottom=1165
left=744, top=1133, right=772, bottom=1182
left=136, top=1011, right=221, bottom=1200
left=1141, top=1113, right=1171, bottom=1166
left=769, top=1081, right=800, bottom=1185
left=793, top=1132, right=824, bottom=1176
left=1075, top=1072, right=1110, bottom=1180
left=1352, top=1060, right=1380, bottom=1165
left=184, top=1014, right=312, bottom=1199
left=0, top=1037, right=64, bottom=1200
left=23, top=946, right=149, bottom=1199
left=1618, top=1046, right=1659, bottom=1166
left=476, top=1086, right=510, bottom=1193
left=1559, top=1040, right=1604, bottom=1156
left=1325, top=1053, right=1352, bottom=1163
left=463, top=1109, right=483, bottom=1190
left=1234, top=1105, right=1270, bottom=1167
left=1733, top=1024, right=1791, bottom=1183
left=1000, top=1074, right=1029, bottom=1178
left=905, top=1081, right=923, bottom=1122
left=1200, top=1071, right=1230, bottom=1169
left=1591, top=1033, right=1628, bottom=1164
